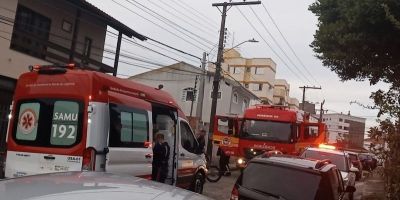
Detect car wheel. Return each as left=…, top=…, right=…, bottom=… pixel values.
left=191, top=172, right=205, bottom=194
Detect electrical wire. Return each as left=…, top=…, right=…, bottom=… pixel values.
left=172, top=0, right=220, bottom=29
left=125, top=0, right=214, bottom=48
left=248, top=6, right=313, bottom=85
left=261, top=2, right=321, bottom=86
left=12, top=2, right=203, bottom=66
left=111, top=0, right=208, bottom=52
left=236, top=7, right=308, bottom=85
left=146, top=0, right=217, bottom=38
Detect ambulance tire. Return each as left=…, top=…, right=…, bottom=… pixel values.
left=191, top=172, right=205, bottom=194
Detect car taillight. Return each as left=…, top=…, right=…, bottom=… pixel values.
left=82, top=148, right=96, bottom=171
left=230, top=184, right=239, bottom=200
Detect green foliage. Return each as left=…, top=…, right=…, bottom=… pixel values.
left=309, top=0, right=400, bottom=86
left=310, top=0, right=400, bottom=198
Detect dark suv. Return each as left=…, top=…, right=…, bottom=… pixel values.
left=230, top=155, right=356, bottom=200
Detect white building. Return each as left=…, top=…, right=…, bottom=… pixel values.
left=129, top=62, right=260, bottom=127
left=323, top=113, right=366, bottom=148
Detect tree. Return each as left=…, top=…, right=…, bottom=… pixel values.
left=309, top=0, right=400, bottom=198
left=309, top=0, right=400, bottom=86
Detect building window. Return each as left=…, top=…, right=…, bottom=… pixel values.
left=182, top=88, right=197, bottom=102
left=242, top=99, right=248, bottom=112
left=244, top=83, right=249, bottom=89
left=338, top=126, right=343, bottom=129
left=82, top=37, right=92, bottom=65
left=344, top=126, right=349, bottom=130
left=210, top=91, right=221, bottom=99
left=246, top=67, right=251, bottom=72
left=233, top=93, right=238, bottom=104
left=233, top=67, right=241, bottom=74
left=339, top=118, right=343, bottom=122
left=255, top=67, right=265, bottom=75
left=252, top=83, right=263, bottom=91
left=10, top=5, right=51, bottom=59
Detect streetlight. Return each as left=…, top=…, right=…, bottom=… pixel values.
left=224, top=38, right=259, bottom=53
left=208, top=38, right=259, bottom=62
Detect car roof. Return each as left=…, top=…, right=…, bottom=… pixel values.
left=251, top=155, right=335, bottom=172
left=0, top=172, right=210, bottom=200
left=304, top=147, right=346, bottom=156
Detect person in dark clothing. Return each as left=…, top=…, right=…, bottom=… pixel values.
left=196, top=129, right=206, bottom=153
left=217, top=147, right=231, bottom=176
left=152, top=133, right=170, bottom=183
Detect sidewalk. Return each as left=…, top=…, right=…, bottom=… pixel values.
left=361, top=167, right=386, bottom=200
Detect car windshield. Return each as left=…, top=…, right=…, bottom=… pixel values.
left=240, top=119, right=293, bottom=143
left=13, top=99, right=83, bottom=147
left=301, top=150, right=347, bottom=171
left=242, top=162, right=321, bottom=200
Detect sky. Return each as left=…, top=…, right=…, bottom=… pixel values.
left=87, top=0, right=390, bottom=132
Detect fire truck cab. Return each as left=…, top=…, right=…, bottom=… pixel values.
left=5, top=65, right=207, bottom=192
left=213, top=105, right=326, bottom=168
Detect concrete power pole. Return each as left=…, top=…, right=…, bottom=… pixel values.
left=195, top=52, right=207, bottom=130
left=189, top=75, right=199, bottom=118
left=299, top=86, right=322, bottom=111
left=319, top=99, right=325, bottom=122
left=207, top=1, right=261, bottom=160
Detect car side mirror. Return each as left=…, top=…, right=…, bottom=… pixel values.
left=345, top=185, right=356, bottom=193
left=350, top=166, right=359, bottom=173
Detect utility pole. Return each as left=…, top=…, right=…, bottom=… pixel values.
left=195, top=52, right=207, bottom=130
left=190, top=75, right=199, bottom=118
left=299, top=86, right=322, bottom=110
left=319, top=99, right=325, bottom=122
left=207, top=1, right=261, bottom=160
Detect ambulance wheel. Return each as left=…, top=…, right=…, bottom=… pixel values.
left=191, top=172, right=205, bottom=194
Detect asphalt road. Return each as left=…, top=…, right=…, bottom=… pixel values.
left=202, top=170, right=368, bottom=200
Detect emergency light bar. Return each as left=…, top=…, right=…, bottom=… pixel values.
left=318, top=144, right=336, bottom=150
left=28, top=63, right=79, bottom=74
left=29, top=63, right=78, bottom=72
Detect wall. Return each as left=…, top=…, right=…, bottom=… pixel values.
left=0, top=0, right=107, bottom=79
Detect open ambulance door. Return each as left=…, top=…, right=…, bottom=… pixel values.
left=213, top=116, right=240, bottom=156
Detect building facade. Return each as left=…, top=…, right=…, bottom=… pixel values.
left=288, top=97, right=300, bottom=110
left=211, top=49, right=276, bottom=104
left=273, top=79, right=290, bottom=106
left=0, top=0, right=144, bottom=155
left=323, top=113, right=366, bottom=149
left=128, top=62, right=260, bottom=126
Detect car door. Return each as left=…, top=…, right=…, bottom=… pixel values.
left=176, top=119, right=200, bottom=188
left=105, top=103, right=153, bottom=178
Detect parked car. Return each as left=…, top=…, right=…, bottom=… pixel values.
left=359, top=153, right=377, bottom=171
left=346, top=151, right=363, bottom=181
left=300, top=146, right=358, bottom=200
left=0, top=171, right=211, bottom=200
left=230, top=154, right=356, bottom=200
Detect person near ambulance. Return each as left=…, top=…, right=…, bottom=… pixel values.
left=152, top=133, right=170, bottom=183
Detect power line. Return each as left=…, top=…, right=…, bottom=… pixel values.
left=0, top=21, right=208, bottom=79
left=248, top=6, right=313, bottom=85
left=166, top=0, right=220, bottom=33
left=146, top=0, right=218, bottom=38
left=125, top=0, right=214, bottom=47
left=111, top=0, right=208, bottom=52
left=25, top=2, right=202, bottom=65
left=173, top=0, right=220, bottom=29
left=236, top=7, right=308, bottom=84
left=261, top=2, right=321, bottom=85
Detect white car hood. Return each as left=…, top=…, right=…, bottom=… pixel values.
left=0, top=172, right=210, bottom=200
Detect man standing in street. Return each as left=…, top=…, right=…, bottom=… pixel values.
left=152, top=133, right=170, bottom=183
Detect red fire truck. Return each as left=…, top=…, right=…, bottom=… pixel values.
left=213, top=105, right=326, bottom=168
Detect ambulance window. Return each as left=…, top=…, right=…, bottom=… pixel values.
left=180, top=121, right=197, bottom=153
left=109, top=104, right=149, bottom=148
left=121, top=112, right=133, bottom=142
left=50, top=101, right=79, bottom=146
left=304, top=125, right=319, bottom=139
left=16, top=102, right=40, bottom=141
